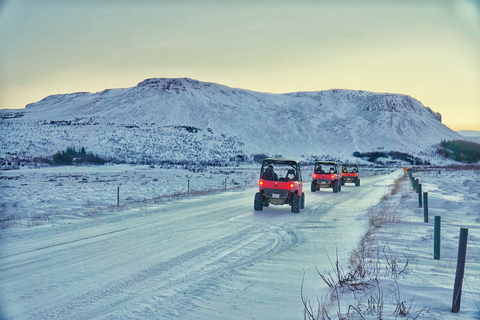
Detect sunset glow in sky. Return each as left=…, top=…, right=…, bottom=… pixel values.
left=1, top=0, right=479, bottom=130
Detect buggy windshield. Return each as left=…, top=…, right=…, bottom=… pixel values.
left=314, top=162, right=337, bottom=174
left=342, top=164, right=358, bottom=173
left=261, top=160, right=300, bottom=181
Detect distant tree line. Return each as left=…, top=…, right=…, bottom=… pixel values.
left=437, top=140, right=480, bottom=163
left=253, top=154, right=270, bottom=163
left=52, top=147, right=106, bottom=165
left=353, top=151, right=430, bottom=165
left=252, top=153, right=284, bottom=163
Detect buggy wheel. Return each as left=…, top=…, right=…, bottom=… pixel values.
left=291, top=194, right=300, bottom=213
left=300, top=192, right=305, bottom=209
left=254, top=192, right=264, bottom=211
left=333, top=181, right=338, bottom=193
left=338, top=181, right=341, bottom=192
left=355, top=179, right=360, bottom=187
left=311, top=181, right=317, bottom=192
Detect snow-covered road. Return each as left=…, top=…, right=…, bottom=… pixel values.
left=0, top=170, right=401, bottom=320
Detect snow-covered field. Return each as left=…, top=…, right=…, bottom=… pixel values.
left=0, top=164, right=388, bottom=225
left=0, top=164, right=259, bottom=225
left=0, top=165, right=479, bottom=319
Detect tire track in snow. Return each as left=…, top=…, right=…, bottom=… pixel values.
left=0, top=227, right=131, bottom=261
left=31, top=219, right=300, bottom=319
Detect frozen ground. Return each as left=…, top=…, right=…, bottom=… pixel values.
left=380, top=169, right=480, bottom=319
left=307, top=168, right=480, bottom=319
left=0, top=164, right=259, bottom=225
left=0, top=165, right=479, bottom=319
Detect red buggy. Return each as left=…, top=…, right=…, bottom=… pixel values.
left=311, top=161, right=342, bottom=193
left=341, top=164, right=360, bottom=186
left=254, top=158, right=304, bottom=213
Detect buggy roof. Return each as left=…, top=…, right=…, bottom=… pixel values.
left=262, top=158, right=300, bottom=166
left=314, top=161, right=337, bottom=166
left=342, top=164, right=358, bottom=167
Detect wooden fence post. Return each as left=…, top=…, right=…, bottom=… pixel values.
left=187, top=179, right=190, bottom=196
left=117, top=186, right=120, bottom=207
left=418, top=184, right=422, bottom=207
left=452, top=228, right=469, bottom=313
left=434, top=216, right=440, bottom=259
left=423, top=192, right=428, bottom=222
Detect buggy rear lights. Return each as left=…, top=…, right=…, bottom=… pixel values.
left=313, top=174, right=317, bottom=179
left=259, top=180, right=264, bottom=186
left=289, top=183, right=294, bottom=189
left=330, top=174, right=335, bottom=179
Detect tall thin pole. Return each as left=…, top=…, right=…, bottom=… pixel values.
left=423, top=192, right=428, bottom=222
left=418, top=184, right=422, bottom=207
left=434, top=216, right=440, bottom=260
left=452, top=228, right=469, bottom=313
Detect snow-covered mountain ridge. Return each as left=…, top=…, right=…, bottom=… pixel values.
left=1, top=78, right=463, bottom=164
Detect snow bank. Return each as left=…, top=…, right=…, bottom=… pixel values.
left=311, top=169, right=480, bottom=319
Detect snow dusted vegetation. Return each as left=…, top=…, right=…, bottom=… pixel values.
left=0, top=164, right=258, bottom=223
left=305, top=168, right=480, bottom=319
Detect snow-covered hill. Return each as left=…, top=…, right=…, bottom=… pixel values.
left=0, top=78, right=462, bottom=164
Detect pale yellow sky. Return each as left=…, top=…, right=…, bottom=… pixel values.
left=1, top=0, right=479, bottom=130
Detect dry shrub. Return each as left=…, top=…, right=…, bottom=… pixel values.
left=302, top=174, right=427, bottom=319
left=390, top=176, right=406, bottom=196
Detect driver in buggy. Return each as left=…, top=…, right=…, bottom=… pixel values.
left=315, top=165, right=325, bottom=174
left=263, top=165, right=278, bottom=180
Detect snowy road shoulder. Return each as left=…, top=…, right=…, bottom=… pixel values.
left=309, top=169, right=480, bottom=319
